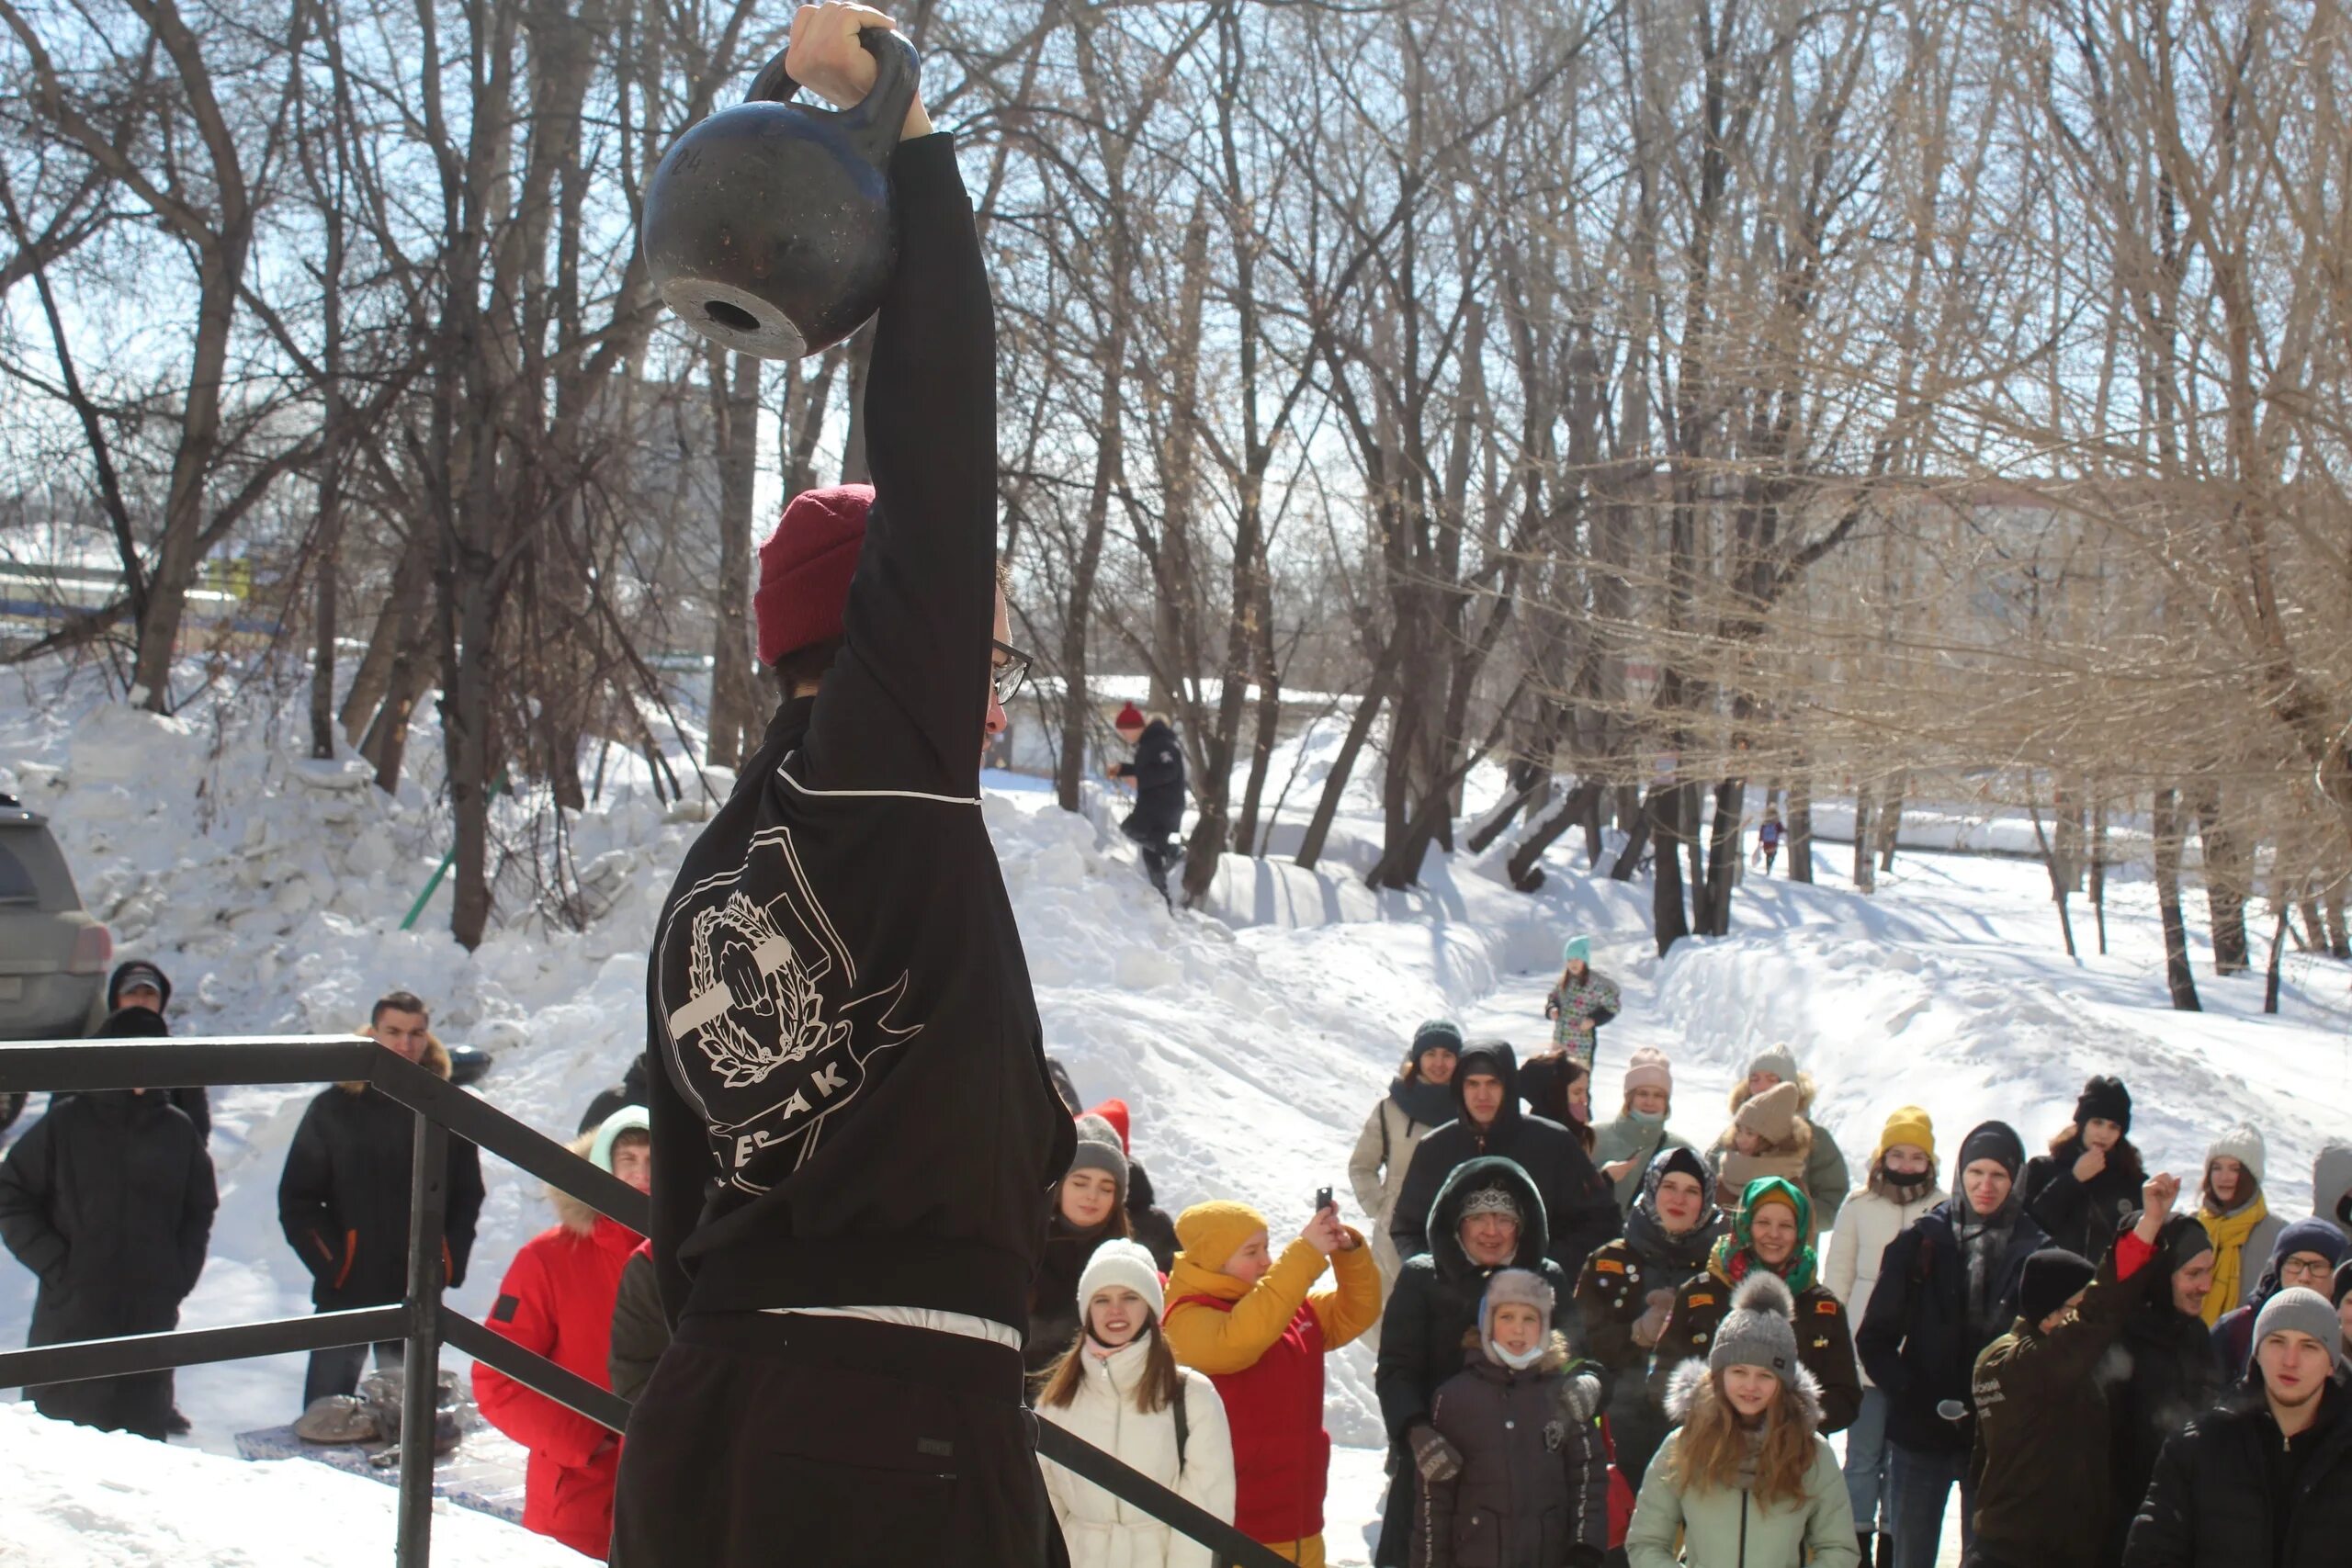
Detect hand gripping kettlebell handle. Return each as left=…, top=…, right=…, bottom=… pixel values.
left=744, top=28, right=922, bottom=168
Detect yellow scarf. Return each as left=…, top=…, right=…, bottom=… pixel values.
left=2196, top=1195, right=2269, bottom=1325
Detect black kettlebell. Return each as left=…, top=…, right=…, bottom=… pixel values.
left=640, top=28, right=920, bottom=360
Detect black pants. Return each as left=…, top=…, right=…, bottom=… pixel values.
left=1122, top=815, right=1180, bottom=894
left=611, top=1311, right=1069, bottom=1568
left=303, top=1336, right=405, bottom=1407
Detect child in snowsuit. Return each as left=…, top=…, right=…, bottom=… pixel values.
left=0, top=1007, right=217, bottom=1439
left=474, top=1106, right=650, bottom=1560
left=1035, top=1239, right=1236, bottom=1568
left=1164, top=1198, right=1382, bottom=1566
left=1414, top=1269, right=1607, bottom=1568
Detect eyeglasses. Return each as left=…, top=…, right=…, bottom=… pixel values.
left=2278, top=1256, right=2334, bottom=1284
left=989, top=639, right=1035, bottom=707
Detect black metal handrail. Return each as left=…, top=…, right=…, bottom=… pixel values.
left=0, top=1037, right=1294, bottom=1568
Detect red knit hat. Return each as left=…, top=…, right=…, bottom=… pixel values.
left=1114, top=702, right=1146, bottom=731
left=1082, top=1098, right=1132, bottom=1156
left=754, top=485, right=872, bottom=665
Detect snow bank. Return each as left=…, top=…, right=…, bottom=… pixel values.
left=0, top=1404, right=582, bottom=1566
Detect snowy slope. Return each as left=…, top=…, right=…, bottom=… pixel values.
left=6, top=660, right=2351, bottom=1565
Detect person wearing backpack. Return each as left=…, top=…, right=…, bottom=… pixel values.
left=1035, top=1239, right=1235, bottom=1568
left=1351, top=1020, right=1465, bottom=1301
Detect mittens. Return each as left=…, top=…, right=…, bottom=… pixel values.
left=1410, top=1421, right=1463, bottom=1483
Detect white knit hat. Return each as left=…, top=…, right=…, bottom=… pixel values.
left=1076, top=1238, right=1165, bottom=1321
left=2206, top=1122, right=2267, bottom=1187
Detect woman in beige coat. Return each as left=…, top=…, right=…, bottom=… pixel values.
left=1349, top=1020, right=1464, bottom=1298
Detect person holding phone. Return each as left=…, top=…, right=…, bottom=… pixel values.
left=1163, top=1195, right=1382, bottom=1567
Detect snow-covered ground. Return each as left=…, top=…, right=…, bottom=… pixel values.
left=4, top=656, right=2349, bottom=1565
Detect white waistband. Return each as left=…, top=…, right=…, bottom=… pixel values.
left=763, top=1304, right=1023, bottom=1349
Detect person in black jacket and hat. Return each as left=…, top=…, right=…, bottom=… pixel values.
left=2124, top=1286, right=2352, bottom=1567
left=1855, top=1120, right=2047, bottom=1568
left=0, top=1008, right=216, bottom=1438
left=1107, top=701, right=1187, bottom=896
left=99, top=958, right=209, bottom=1141
left=277, top=989, right=485, bottom=1407
left=1373, top=1156, right=1583, bottom=1567
left=1387, top=1039, right=1618, bottom=1281
left=2099, top=1210, right=2221, bottom=1565
left=616, top=9, right=1076, bottom=1565
left=2021, top=1076, right=2145, bottom=1265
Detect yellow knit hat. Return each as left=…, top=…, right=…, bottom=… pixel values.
left=1175, top=1200, right=1269, bottom=1272
left=1875, top=1106, right=1936, bottom=1165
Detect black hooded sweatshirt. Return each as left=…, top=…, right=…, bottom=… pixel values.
left=1385, top=1040, right=1617, bottom=1280
left=1111, top=718, right=1186, bottom=840
left=643, top=135, right=1074, bottom=1332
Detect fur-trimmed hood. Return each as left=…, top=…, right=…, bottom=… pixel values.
left=1663, top=1352, right=1826, bottom=1436
left=549, top=1131, right=600, bottom=1235
left=337, top=1030, right=453, bottom=1093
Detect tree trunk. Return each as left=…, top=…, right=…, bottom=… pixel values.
left=1875, top=776, right=1904, bottom=873
left=1295, top=659, right=1394, bottom=874
left=2264, top=908, right=2290, bottom=1015
left=2326, top=880, right=2350, bottom=959
left=1702, top=774, right=1745, bottom=936
left=1787, top=770, right=1815, bottom=883
left=1505, top=779, right=1602, bottom=891
left=2153, top=788, right=2203, bottom=1010
left=2089, top=798, right=2109, bottom=955
left=706, top=349, right=762, bottom=770
left=2191, top=786, right=2251, bottom=974
left=1468, top=777, right=1547, bottom=856
left=1233, top=573, right=1282, bottom=854
left=341, top=529, right=431, bottom=744
left=1852, top=784, right=1878, bottom=893
left=1651, top=783, right=1690, bottom=956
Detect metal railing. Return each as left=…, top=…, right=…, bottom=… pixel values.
left=0, top=1036, right=1293, bottom=1568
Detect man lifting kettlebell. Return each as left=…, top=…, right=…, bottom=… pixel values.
left=617, top=6, right=1076, bottom=1564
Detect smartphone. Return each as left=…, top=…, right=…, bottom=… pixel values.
left=1315, top=1185, right=1334, bottom=1215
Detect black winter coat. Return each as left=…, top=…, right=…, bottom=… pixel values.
left=1125, top=1159, right=1180, bottom=1273
left=1390, top=1043, right=1618, bottom=1281
left=2023, top=1142, right=2144, bottom=1265
left=1376, top=1156, right=1578, bottom=1567
left=607, top=1244, right=668, bottom=1402
left=2124, top=1382, right=2352, bottom=1568
left=1112, top=719, right=1187, bottom=840
left=1854, top=1198, right=2046, bottom=1454
left=2102, top=1296, right=2225, bottom=1565
left=1420, top=1343, right=1609, bottom=1568
left=1024, top=1210, right=1123, bottom=1372
left=277, top=1079, right=485, bottom=1310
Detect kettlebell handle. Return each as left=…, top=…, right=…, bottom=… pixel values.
left=744, top=28, right=921, bottom=169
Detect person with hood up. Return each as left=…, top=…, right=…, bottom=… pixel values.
left=2208, top=1215, right=2348, bottom=1376
left=1079, top=1097, right=1181, bottom=1271
left=1388, top=1040, right=1618, bottom=1281
left=1823, top=1107, right=1944, bottom=1563
left=1649, top=1176, right=1861, bottom=1437
left=1588, top=1047, right=1697, bottom=1214
left=0, top=1007, right=216, bottom=1439
left=2314, top=1139, right=2352, bottom=1247
left=2123, top=1286, right=2352, bottom=1567
left=1107, top=702, right=1188, bottom=896
left=1035, top=1239, right=1236, bottom=1568
left=1854, top=1121, right=2048, bottom=1568
left=277, top=989, right=485, bottom=1407
left=1707, top=1044, right=1852, bottom=1230
left=1541, top=938, right=1620, bottom=1068
left=473, top=1106, right=650, bottom=1560
left=1028, top=1112, right=1136, bottom=1373
left=100, top=958, right=209, bottom=1141
left=1575, top=1145, right=1731, bottom=1491
left=1516, top=1050, right=1596, bottom=1156
left=2193, top=1122, right=2284, bottom=1324
left=1163, top=1196, right=1381, bottom=1567
left=1623, top=1272, right=1860, bottom=1568
left=2098, top=1209, right=2222, bottom=1566
left=1352, top=1020, right=1466, bottom=1299
left=2020, top=1076, right=2147, bottom=1265
left=617, top=12, right=1079, bottom=1562
left=1374, top=1156, right=1580, bottom=1567
left=1713, top=1080, right=1816, bottom=1220
left=1962, top=1173, right=2177, bottom=1568
left=1415, top=1269, right=1608, bottom=1568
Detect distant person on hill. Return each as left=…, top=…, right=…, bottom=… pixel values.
left=277, top=989, right=484, bottom=1407
left=473, top=1107, right=650, bottom=1561
left=2194, top=1123, right=2284, bottom=1323
left=2314, top=1140, right=2352, bottom=1247
left=2021, top=1076, right=2147, bottom=1263
left=1854, top=1122, right=2047, bottom=1568
left=1388, top=1040, right=1619, bottom=1280
left=1027, top=1114, right=1135, bottom=1374
left=1707, top=1043, right=1852, bottom=1230
left=1757, top=807, right=1785, bottom=874
left=2122, top=1287, right=2352, bottom=1567
left=0, top=1007, right=216, bottom=1440
left=1163, top=1196, right=1381, bottom=1567
left=1373, top=1156, right=1579, bottom=1567
left=1035, top=1239, right=1236, bottom=1568
left=1351, top=1019, right=1465, bottom=1299
left=1589, top=1046, right=1698, bottom=1213
left=2101, top=1210, right=2222, bottom=1566
left=1823, top=1107, right=1945, bottom=1562
left=1416, top=1269, right=1608, bottom=1568
left=1542, top=937, right=1619, bottom=1068
left=1575, top=1145, right=1731, bottom=1491
left=2208, top=1217, right=2347, bottom=1376
left=1107, top=701, right=1187, bottom=896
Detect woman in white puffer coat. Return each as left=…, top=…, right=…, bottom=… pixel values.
left=1035, top=1239, right=1236, bottom=1568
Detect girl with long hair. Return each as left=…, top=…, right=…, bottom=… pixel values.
left=1035, top=1240, right=1235, bottom=1568
left=2020, top=1076, right=2147, bottom=1263
left=1026, top=1117, right=1136, bottom=1372
left=1626, top=1273, right=1860, bottom=1567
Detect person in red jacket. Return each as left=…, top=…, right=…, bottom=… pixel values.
left=1162, top=1198, right=1383, bottom=1567
left=474, top=1106, right=650, bottom=1560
